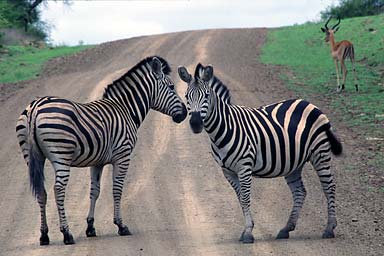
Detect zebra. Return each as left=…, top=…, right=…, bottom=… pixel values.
left=16, top=56, right=187, bottom=245
left=178, top=63, right=342, bottom=243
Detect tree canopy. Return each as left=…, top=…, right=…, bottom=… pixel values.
left=0, top=0, right=71, bottom=42
left=321, top=0, right=384, bottom=19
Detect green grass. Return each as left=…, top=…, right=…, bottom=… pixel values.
left=261, top=15, right=384, bottom=190
left=261, top=14, right=384, bottom=138
left=0, top=45, right=92, bottom=83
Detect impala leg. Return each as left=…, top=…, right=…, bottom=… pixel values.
left=52, top=163, right=75, bottom=245
left=277, top=168, right=306, bottom=239
left=352, top=60, right=358, bottom=91
left=341, top=60, right=347, bottom=91
left=112, top=160, right=131, bottom=236
left=334, top=60, right=342, bottom=93
left=86, top=165, right=104, bottom=237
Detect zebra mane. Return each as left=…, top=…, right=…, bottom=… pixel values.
left=102, top=56, right=171, bottom=99
left=210, top=75, right=231, bottom=104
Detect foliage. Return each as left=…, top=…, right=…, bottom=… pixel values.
left=261, top=15, right=384, bottom=137
left=0, top=1, right=71, bottom=42
left=321, top=0, right=384, bottom=19
left=0, top=45, right=91, bottom=83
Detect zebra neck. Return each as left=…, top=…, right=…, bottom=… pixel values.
left=204, top=93, right=233, bottom=142
left=103, top=71, right=153, bottom=128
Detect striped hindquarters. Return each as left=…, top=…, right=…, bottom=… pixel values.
left=16, top=96, right=117, bottom=168
left=251, top=99, right=333, bottom=177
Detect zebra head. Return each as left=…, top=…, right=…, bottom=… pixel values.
left=150, top=57, right=187, bottom=124
left=178, top=63, right=214, bottom=134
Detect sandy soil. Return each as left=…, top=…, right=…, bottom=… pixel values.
left=0, top=29, right=382, bottom=256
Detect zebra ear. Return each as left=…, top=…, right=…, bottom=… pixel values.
left=151, top=57, right=163, bottom=76
left=195, top=63, right=204, bottom=79
left=178, top=66, right=192, bottom=83
left=202, top=65, right=213, bottom=82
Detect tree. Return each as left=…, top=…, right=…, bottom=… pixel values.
left=321, top=0, right=384, bottom=19
left=23, top=0, right=71, bottom=32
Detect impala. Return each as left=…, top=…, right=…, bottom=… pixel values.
left=321, top=17, right=358, bottom=92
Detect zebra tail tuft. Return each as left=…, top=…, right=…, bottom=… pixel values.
left=326, top=129, right=343, bottom=156
left=28, top=146, right=45, bottom=198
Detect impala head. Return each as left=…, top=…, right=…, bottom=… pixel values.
left=150, top=56, right=187, bottom=123
left=321, top=16, right=341, bottom=42
left=178, top=63, right=214, bottom=134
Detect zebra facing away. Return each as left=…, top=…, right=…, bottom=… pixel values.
left=16, top=56, right=187, bottom=245
left=178, top=63, right=342, bottom=243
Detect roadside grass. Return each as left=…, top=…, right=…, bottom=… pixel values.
left=0, top=45, right=92, bottom=83
left=261, top=14, right=384, bottom=190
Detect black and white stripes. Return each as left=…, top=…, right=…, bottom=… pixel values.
left=178, top=63, right=342, bottom=243
left=16, top=56, right=187, bottom=245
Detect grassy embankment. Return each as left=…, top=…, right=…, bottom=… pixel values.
left=0, top=45, right=91, bottom=83
left=261, top=14, right=384, bottom=191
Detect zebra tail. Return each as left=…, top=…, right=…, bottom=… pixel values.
left=28, top=107, right=45, bottom=198
left=326, top=129, right=343, bottom=156
left=29, top=146, right=45, bottom=198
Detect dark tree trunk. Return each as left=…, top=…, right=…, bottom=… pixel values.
left=24, top=0, right=44, bottom=32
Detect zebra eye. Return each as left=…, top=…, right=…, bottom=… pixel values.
left=204, top=93, right=209, bottom=99
left=169, top=84, right=175, bottom=90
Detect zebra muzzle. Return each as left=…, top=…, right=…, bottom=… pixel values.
left=172, top=104, right=187, bottom=124
left=189, top=111, right=203, bottom=134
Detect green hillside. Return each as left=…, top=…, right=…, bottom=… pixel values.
left=0, top=45, right=91, bottom=83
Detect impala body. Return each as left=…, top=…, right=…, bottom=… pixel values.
left=321, top=17, right=358, bottom=92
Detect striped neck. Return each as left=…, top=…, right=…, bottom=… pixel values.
left=102, top=61, right=155, bottom=128
left=204, top=86, right=232, bottom=142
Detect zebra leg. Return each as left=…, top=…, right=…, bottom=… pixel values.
left=222, top=168, right=240, bottom=198
left=276, top=168, right=306, bottom=239
left=222, top=168, right=244, bottom=241
left=86, top=165, right=104, bottom=237
left=112, top=161, right=131, bottom=236
left=312, top=153, right=337, bottom=238
left=52, top=163, right=75, bottom=245
left=237, top=170, right=254, bottom=243
left=37, top=187, right=50, bottom=245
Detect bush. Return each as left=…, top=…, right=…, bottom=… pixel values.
left=321, top=0, right=384, bottom=19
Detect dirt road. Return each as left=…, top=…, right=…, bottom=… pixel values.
left=0, top=29, right=382, bottom=255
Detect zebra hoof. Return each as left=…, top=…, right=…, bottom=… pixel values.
left=118, top=225, right=132, bottom=236
left=239, top=231, right=254, bottom=243
left=276, top=230, right=290, bottom=239
left=39, top=233, right=50, bottom=246
left=86, top=226, right=97, bottom=237
left=63, top=232, right=75, bottom=245
left=322, top=230, right=335, bottom=239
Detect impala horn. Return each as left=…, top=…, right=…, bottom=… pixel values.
left=324, top=16, right=332, bottom=30
left=332, top=17, right=341, bottom=30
